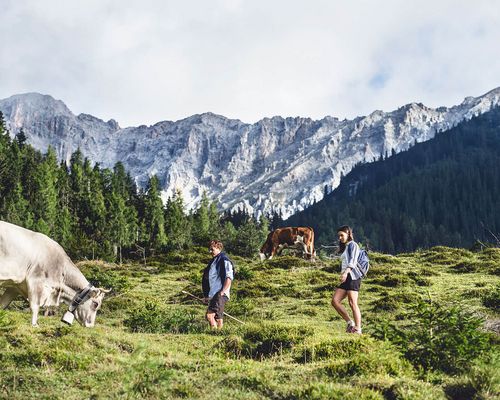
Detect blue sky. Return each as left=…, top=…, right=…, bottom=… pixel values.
left=1, top=0, right=499, bottom=127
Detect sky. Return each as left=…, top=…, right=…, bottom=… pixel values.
left=1, top=0, right=499, bottom=127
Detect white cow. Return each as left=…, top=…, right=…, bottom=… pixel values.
left=0, top=221, right=109, bottom=327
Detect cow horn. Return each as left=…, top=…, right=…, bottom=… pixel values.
left=99, top=288, right=112, bottom=294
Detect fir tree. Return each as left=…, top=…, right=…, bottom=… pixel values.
left=143, top=175, right=167, bottom=251
left=164, top=189, right=191, bottom=250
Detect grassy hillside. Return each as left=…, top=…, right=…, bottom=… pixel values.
left=1, top=247, right=499, bottom=399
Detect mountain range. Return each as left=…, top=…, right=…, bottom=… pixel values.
left=1, top=88, right=499, bottom=218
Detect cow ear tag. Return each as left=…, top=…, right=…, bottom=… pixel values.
left=61, top=311, right=74, bottom=325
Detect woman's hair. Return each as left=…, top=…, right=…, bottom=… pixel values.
left=337, top=225, right=354, bottom=254
left=209, top=240, right=224, bottom=251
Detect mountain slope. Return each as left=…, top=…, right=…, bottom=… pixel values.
left=285, top=107, right=500, bottom=253
left=1, top=88, right=499, bottom=217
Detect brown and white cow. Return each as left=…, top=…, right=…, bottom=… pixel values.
left=0, top=221, right=109, bottom=327
left=260, top=226, right=315, bottom=260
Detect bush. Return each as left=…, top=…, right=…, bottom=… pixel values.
left=222, top=323, right=313, bottom=360
left=468, top=353, right=500, bottom=400
left=237, top=263, right=255, bottom=280
left=368, top=273, right=412, bottom=288
left=295, top=383, right=384, bottom=400
left=0, top=309, right=12, bottom=330
left=385, top=379, right=447, bottom=400
left=298, top=336, right=374, bottom=363
left=370, top=291, right=416, bottom=312
left=265, top=255, right=311, bottom=270
left=78, top=262, right=131, bottom=293
left=124, top=301, right=204, bottom=334
left=372, top=299, right=490, bottom=373
left=323, top=343, right=413, bottom=379
left=482, top=288, right=500, bottom=312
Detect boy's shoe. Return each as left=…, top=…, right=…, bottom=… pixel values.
left=349, top=327, right=362, bottom=334
left=346, top=320, right=355, bottom=333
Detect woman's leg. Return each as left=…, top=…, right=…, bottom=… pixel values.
left=347, top=290, right=361, bottom=331
left=331, top=288, right=350, bottom=322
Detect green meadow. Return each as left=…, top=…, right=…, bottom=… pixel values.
left=1, top=246, right=499, bottom=399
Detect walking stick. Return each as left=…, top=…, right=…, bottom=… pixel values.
left=181, top=290, right=246, bottom=325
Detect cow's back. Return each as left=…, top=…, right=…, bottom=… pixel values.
left=0, top=221, right=68, bottom=285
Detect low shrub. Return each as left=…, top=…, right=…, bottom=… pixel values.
left=224, top=296, right=254, bottom=317
left=297, top=336, right=374, bottom=363
left=237, top=264, right=255, bottom=280
left=0, top=309, right=13, bottom=330
left=323, top=343, right=412, bottom=379
left=124, top=300, right=204, bottom=334
left=78, top=262, right=131, bottom=294
left=370, top=291, right=416, bottom=312
left=385, top=379, right=447, bottom=400
left=371, top=299, right=490, bottom=373
left=406, top=271, right=432, bottom=286
left=477, top=247, right=500, bottom=261
left=295, top=383, right=384, bottom=400
left=451, top=261, right=478, bottom=273
left=368, top=273, right=412, bottom=288
left=425, top=247, right=473, bottom=263
left=265, top=256, right=311, bottom=270
left=467, top=352, right=500, bottom=400
left=223, top=323, right=313, bottom=360
left=482, top=287, right=500, bottom=313
left=124, top=358, right=175, bottom=398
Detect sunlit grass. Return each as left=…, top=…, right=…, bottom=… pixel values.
left=1, top=246, right=498, bottom=399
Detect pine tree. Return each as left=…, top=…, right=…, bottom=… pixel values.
left=15, top=128, right=27, bottom=148
left=143, top=175, right=167, bottom=251
left=4, top=181, right=34, bottom=228
left=32, top=147, right=58, bottom=235
left=107, top=190, right=129, bottom=263
left=164, top=189, right=191, bottom=250
left=192, top=192, right=210, bottom=245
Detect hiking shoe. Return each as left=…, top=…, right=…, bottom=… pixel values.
left=346, top=320, right=355, bottom=333
left=349, top=327, right=362, bottom=335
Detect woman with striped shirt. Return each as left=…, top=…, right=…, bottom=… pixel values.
left=331, top=225, right=363, bottom=334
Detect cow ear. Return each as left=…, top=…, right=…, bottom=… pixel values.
left=89, top=288, right=101, bottom=298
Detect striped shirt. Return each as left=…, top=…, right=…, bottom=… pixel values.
left=340, top=241, right=363, bottom=280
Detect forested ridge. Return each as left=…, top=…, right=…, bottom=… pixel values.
left=284, top=107, right=500, bottom=253
left=0, top=112, right=268, bottom=261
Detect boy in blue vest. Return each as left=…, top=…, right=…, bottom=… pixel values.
left=202, top=240, right=234, bottom=329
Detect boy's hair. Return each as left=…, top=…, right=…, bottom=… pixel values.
left=209, top=240, right=224, bottom=251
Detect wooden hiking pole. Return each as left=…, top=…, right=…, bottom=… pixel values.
left=181, top=290, right=246, bottom=325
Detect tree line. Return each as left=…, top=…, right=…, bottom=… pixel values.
left=0, top=112, right=269, bottom=261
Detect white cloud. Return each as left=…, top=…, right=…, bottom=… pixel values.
left=1, top=0, right=499, bottom=126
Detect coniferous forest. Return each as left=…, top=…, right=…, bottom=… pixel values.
left=0, top=112, right=268, bottom=262
left=285, top=107, right=500, bottom=253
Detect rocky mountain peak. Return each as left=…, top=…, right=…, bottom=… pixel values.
left=1, top=88, right=499, bottom=218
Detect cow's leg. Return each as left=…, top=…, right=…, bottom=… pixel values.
left=30, top=303, right=40, bottom=327
left=28, top=283, right=49, bottom=327
left=0, top=288, right=19, bottom=309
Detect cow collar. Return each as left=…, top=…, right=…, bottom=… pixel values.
left=68, top=283, right=94, bottom=312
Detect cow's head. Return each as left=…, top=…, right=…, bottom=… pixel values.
left=72, top=287, right=110, bottom=327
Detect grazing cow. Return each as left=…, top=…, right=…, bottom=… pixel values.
left=0, top=221, right=109, bottom=327
left=260, top=226, right=315, bottom=260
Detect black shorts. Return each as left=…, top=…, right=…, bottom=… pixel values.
left=207, top=292, right=228, bottom=320
left=338, top=273, right=361, bottom=291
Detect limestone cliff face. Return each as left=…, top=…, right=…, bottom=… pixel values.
left=1, top=88, right=499, bottom=218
